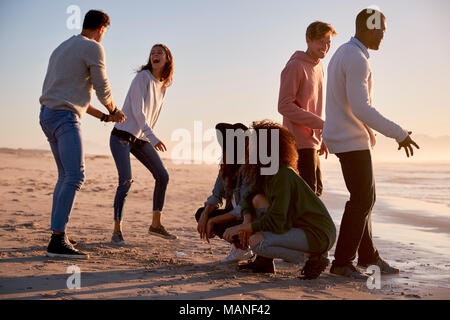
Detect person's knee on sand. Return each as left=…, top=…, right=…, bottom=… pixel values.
left=248, top=196, right=268, bottom=253
left=249, top=232, right=264, bottom=248
left=194, top=207, right=205, bottom=222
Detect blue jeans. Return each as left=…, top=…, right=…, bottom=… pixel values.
left=252, top=228, right=309, bottom=264
left=110, top=134, right=169, bottom=221
left=250, top=208, right=309, bottom=264
left=39, top=106, right=85, bottom=232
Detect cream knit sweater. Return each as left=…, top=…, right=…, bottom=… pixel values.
left=40, top=34, right=113, bottom=118
left=323, top=37, right=407, bottom=154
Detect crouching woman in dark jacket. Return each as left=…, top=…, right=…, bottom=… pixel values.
left=224, top=120, right=336, bottom=279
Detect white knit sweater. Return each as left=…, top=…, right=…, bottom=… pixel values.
left=115, top=70, right=166, bottom=147
left=323, top=37, right=408, bottom=154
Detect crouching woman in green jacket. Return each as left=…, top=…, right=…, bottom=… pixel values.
left=223, top=120, right=336, bottom=279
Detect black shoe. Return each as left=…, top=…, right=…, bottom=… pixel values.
left=238, top=256, right=275, bottom=274
left=46, top=234, right=89, bottom=259
left=357, top=256, right=400, bottom=274
left=65, top=234, right=77, bottom=246
left=330, top=262, right=368, bottom=280
left=299, top=254, right=329, bottom=280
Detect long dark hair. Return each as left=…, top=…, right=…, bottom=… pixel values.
left=243, top=120, right=299, bottom=191
left=216, top=123, right=248, bottom=190
left=138, top=44, right=174, bottom=88
left=219, top=155, right=241, bottom=191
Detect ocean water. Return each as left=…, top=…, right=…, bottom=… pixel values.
left=321, top=159, right=450, bottom=291
left=321, top=160, right=450, bottom=209
left=321, top=160, right=450, bottom=250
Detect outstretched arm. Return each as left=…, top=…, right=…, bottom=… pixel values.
left=86, top=105, right=125, bottom=123
left=397, top=131, right=420, bottom=157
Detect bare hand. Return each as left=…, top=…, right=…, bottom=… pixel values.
left=398, top=131, right=420, bottom=158
left=205, top=220, right=215, bottom=243
left=223, top=225, right=240, bottom=243
left=238, top=231, right=250, bottom=249
left=197, top=210, right=209, bottom=239
left=155, top=141, right=167, bottom=152
left=319, top=140, right=328, bottom=159
left=109, top=110, right=126, bottom=123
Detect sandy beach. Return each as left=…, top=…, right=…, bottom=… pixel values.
left=0, top=148, right=449, bottom=300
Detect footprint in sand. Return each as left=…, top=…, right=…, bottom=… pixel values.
left=0, top=224, right=17, bottom=231
left=12, top=210, right=30, bottom=216
left=18, top=222, right=40, bottom=229
left=90, top=186, right=107, bottom=192
left=23, top=212, right=36, bottom=217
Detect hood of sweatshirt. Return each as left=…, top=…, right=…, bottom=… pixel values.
left=287, top=51, right=320, bottom=66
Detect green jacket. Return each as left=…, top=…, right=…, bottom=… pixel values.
left=241, top=165, right=336, bottom=253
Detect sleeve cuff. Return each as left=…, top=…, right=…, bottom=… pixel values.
left=228, top=206, right=241, bottom=219
left=395, top=130, right=409, bottom=143
left=204, top=199, right=220, bottom=208
left=147, top=135, right=161, bottom=147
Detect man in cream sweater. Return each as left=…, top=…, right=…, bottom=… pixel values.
left=323, top=8, right=419, bottom=279
left=39, top=10, right=125, bottom=259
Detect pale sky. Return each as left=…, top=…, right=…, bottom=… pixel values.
left=1, top=0, right=449, bottom=157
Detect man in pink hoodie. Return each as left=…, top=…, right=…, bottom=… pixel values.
left=278, top=21, right=337, bottom=196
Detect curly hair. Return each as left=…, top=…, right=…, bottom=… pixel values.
left=243, top=120, right=298, bottom=189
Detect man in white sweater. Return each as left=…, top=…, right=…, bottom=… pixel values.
left=323, top=9, right=419, bottom=279
left=39, top=10, right=125, bottom=259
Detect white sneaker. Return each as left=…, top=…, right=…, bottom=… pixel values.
left=220, top=244, right=253, bottom=263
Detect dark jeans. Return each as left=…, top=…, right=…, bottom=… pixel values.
left=194, top=207, right=240, bottom=240
left=297, top=148, right=323, bottom=196
left=110, top=134, right=169, bottom=221
left=333, top=150, right=379, bottom=266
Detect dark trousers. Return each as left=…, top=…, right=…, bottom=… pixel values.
left=194, top=207, right=240, bottom=239
left=297, top=148, right=323, bottom=196
left=333, top=150, right=379, bottom=266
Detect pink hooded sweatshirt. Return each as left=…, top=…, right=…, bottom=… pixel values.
left=278, top=51, right=325, bottom=150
